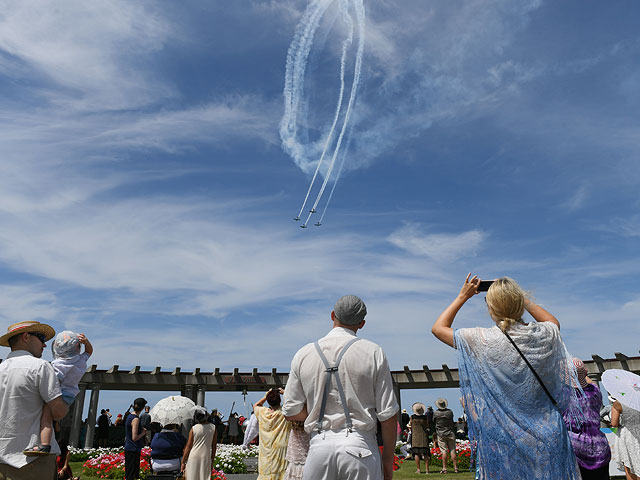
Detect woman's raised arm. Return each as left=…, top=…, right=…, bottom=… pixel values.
left=432, top=274, right=479, bottom=348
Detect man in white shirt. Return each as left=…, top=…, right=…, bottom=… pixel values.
left=282, top=295, right=399, bottom=480
left=0, top=321, right=68, bottom=480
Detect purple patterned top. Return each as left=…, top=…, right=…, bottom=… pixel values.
left=562, top=384, right=611, bottom=470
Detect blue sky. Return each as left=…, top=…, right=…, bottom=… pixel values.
left=1, top=0, right=639, bottom=419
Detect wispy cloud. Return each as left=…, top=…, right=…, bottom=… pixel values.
left=0, top=0, right=174, bottom=111
left=0, top=285, right=59, bottom=325
left=564, top=184, right=589, bottom=212
left=388, top=224, right=487, bottom=262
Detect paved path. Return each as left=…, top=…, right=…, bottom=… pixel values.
left=226, top=475, right=258, bottom=480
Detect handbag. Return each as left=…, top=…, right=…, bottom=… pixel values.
left=503, top=330, right=557, bottom=406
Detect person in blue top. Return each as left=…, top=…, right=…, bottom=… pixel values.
left=150, top=423, right=187, bottom=473
left=124, top=397, right=148, bottom=480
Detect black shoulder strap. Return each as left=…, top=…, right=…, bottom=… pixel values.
left=503, top=330, right=557, bottom=406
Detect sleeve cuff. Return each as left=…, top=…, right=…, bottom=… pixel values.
left=377, top=405, right=399, bottom=422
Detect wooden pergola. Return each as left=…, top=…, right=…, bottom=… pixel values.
left=59, top=351, right=639, bottom=448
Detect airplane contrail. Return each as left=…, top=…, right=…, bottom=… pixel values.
left=303, top=0, right=364, bottom=227
left=280, top=0, right=365, bottom=227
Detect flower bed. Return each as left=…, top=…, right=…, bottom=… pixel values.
left=395, top=439, right=473, bottom=471
left=69, top=446, right=122, bottom=462
left=213, top=444, right=258, bottom=474
left=80, top=444, right=256, bottom=479
left=429, top=439, right=473, bottom=471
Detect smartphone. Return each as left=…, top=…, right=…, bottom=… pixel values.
left=477, top=280, right=494, bottom=292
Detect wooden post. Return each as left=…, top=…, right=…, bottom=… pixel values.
left=69, top=385, right=87, bottom=447
left=84, top=384, right=101, bottom=449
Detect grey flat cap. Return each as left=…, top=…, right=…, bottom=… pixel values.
left=334, top=295, right=367, bottom=325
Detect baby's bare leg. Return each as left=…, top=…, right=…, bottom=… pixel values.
left=40, top=403, right=53, bottom=447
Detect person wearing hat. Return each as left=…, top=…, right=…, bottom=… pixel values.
left=282, top=295, right=398, bottom=480
left=410, top=402, right=431, bottom=474
left=0, top=321, right=68, bottom=479
left=124, top=397, right=148, bottom=480
left=433, top=398, right=458, bottom=474
left=401, top=408, right=410, bottom=432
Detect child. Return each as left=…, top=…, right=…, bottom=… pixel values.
left=24, top=331, right=93, bottom=455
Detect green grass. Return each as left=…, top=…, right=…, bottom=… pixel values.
left=70, top=461, right=99, bottom=479
left=394, top=459, right=476, bottom=479
left=72, top=460, right=478, bottom=479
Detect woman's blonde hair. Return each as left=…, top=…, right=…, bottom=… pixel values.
left=485, top=277, right=527, bottom=332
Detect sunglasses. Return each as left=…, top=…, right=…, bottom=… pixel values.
left=29, top=332, right=47, bottom=344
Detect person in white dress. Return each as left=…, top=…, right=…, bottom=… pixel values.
left=611, top=400, right=640, bottom=480
left=182, top=409, right=217, bottom=480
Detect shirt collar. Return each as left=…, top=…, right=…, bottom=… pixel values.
left=327, top=326, right=357, bottom=337
left=7, top=350, right=34, bottom=359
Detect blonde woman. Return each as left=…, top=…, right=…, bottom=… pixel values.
left=432, top=275, right=582, bottom=480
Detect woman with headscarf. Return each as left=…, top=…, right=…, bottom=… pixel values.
left=563, top=358, right=611, bottom=479
left=432, top=275, right=582, bottom=480
left=254, top=388, right=291, bottom=480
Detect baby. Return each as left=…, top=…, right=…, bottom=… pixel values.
left=24, top=331, right=93, bottom=455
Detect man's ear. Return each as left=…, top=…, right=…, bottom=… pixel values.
left=358, top=319, right=366, bottom=329
left=331, top=311, right=336, bottom=322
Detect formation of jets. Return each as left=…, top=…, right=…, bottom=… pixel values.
left=294, top=209, right=322, bottom=227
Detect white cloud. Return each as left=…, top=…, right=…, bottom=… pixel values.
left=388, top=224, right=487, bottom=262
left=0, top=0, right=174, bottom=110
left=564, top=184, right=589, bottom=212
left=0, top=285, right=59, bottom=325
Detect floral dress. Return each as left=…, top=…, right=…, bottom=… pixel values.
left=255, top=406, right=291, bottom=480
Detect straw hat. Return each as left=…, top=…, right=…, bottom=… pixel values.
left=435, top=398, right=448, bottom=409
left=412, top=402, right=426, bottom=415
left=0, top=321, right=55, bottom=347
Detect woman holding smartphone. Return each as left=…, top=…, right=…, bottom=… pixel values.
left=432, top=275, right=582, bottom=480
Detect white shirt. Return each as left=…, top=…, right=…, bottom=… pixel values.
left=0, top=350, right=62, bottom=468
left=242, top=414, right=258, bottom=448
left=282, top=327, right=398, bottom=434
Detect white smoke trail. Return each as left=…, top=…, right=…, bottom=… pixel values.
left=281, top=0, right=334, bottom=219
left=280, top=0, right=365, bottom=226
left=303, top=0, right=364, bottom=226
left=317, top=122, right=354, bottom=226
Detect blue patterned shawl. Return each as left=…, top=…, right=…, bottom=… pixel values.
left=455, top=322, right=582, bottom=480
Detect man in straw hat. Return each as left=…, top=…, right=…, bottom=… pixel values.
left=0, top=321, right=67, bottom=479
left=433, top=398, right=458, bottom=474
left=282, top=295, right=398, bottom=480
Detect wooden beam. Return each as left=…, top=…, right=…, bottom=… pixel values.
left=422, top=365, right=434, bottom=382
left=442, top=364, right=453, bottom=382
left=615, top=352, right=630, bottom=371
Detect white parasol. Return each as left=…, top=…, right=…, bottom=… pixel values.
left=149, top=395, right=198, bottom=427
left=602, top=369, right=640, bottom=411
